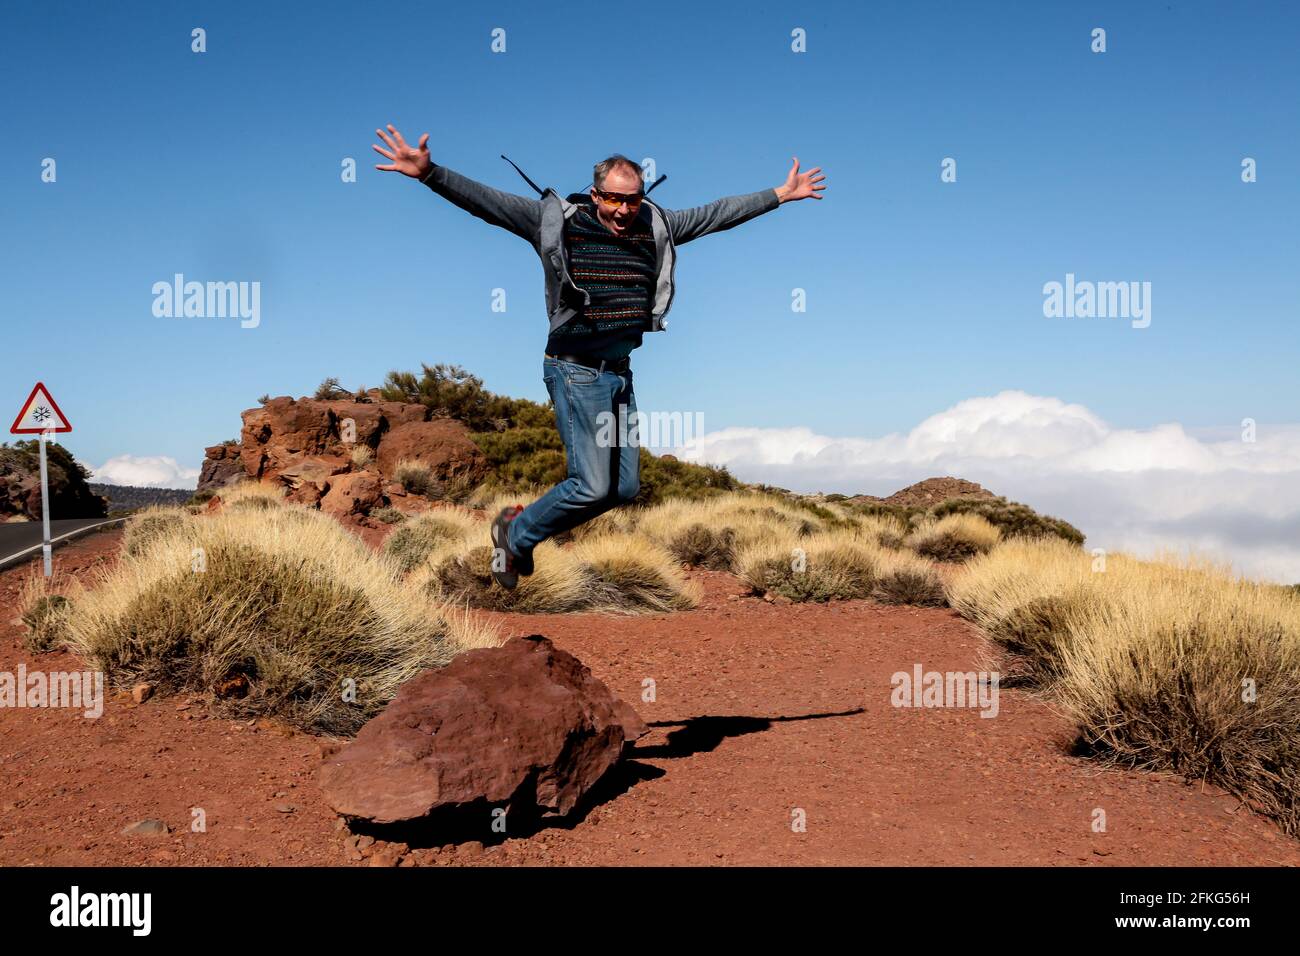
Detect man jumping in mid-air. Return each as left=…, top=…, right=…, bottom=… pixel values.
left=373, top=124, right=825, bottom=589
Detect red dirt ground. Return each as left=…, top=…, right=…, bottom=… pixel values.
left=2, top=529, right=1296, bottom=867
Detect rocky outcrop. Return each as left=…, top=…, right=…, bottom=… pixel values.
left=198, top=394, right=488, bottom=516
left=318, top=634, right=647, bottom=825
left=848, top=477, right=996, bottom=509
left=0, top=441, right=107, bottom=520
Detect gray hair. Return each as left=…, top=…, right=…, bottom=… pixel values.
left=592, top=154, right=643, bottom=191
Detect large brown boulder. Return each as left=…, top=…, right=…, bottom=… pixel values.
left=240, top=397, right=335, bottom=480
left=318, top=635, right=647, bottom=825
left=320, top=471, right=383, bottom=518
left=375, top=419, right=487, bottom=487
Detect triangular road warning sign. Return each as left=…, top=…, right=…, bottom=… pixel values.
left=10, top=382, right=72, bottom=434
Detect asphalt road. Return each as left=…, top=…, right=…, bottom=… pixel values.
left=0, top=517, right=125, bottom=570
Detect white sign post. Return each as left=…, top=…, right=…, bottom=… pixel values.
left=39, top=430, right=53, bottom=575
left=10, top=382, right=73, bottom=577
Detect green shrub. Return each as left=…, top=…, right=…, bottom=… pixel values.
left=930, top=496, right=1084, bottom=546
left=382, top=363, right=550, bottom=432
left=635, top=450, right=739, bottom=506
left=471, top=428, right=566, bottom=488
left=313, top=376, right=352, bottom=400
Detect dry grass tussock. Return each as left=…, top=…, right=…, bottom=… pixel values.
left=44, top=504, right=498, bottom=735
left=633, top=492, right=833, bottom=572
left=951, top=539, right=1300, bottom=834
left=737, top=526, right=946, bottom=606
left=417, top=532, right=700, bottom=614
left=907, top=513, right=1001, bottom=562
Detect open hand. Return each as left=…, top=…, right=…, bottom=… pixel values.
left=775, top=157, right=826, bottom=203
left=372, top=124, right=431, bottom=179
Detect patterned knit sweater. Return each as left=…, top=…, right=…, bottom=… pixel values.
left=545, top=203, right=656, bottom=360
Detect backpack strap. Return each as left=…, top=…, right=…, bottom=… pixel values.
left=500, top=155, right=546, bottom=197
left=506, top=154, right=667, bottom=198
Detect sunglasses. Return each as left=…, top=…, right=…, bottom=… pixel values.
left=594, top=189, right=644, bottom=210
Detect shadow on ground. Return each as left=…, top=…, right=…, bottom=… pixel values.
left=348, top=707, right=865, bottom=850
left=636, top=707, right=864, bottom=759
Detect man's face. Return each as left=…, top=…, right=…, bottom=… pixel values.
left=590, top=165, right=645, bottom=236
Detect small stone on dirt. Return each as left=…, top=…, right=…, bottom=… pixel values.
left=369, top=845, right=406, bottom=867
left=122, top=819, right=168, bottom=837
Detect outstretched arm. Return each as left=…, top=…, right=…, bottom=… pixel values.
left=664, top=157, right=826, bottom=245
left=373, top=124, right=542, bottom=242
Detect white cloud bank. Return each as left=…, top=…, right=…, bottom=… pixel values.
left=671, top=391, right=1300, bottom=584
left=92, top=455, right=200, bottom=490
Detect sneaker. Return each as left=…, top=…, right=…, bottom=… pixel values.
left=509, top=505, right=535, bottom=575
left=490, top=505, right=525, bottom=590
left=514, top=532, right=534, bottom=577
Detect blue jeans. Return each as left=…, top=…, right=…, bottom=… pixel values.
left=508, top=356, right=641, bottom=557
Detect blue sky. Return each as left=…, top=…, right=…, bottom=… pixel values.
left=2, top=1, right=1297, bottom=510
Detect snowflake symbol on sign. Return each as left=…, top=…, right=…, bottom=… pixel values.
left=33, top=406, right=51, bottom=423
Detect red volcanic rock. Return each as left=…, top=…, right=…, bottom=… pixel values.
left=374, top=419, right=487, bottom=487
left=318, top=400, right=425, bottom=445
left=377, top=402, right=429, bottom=429
left=286, top=482, right=326, bottom=508
left=389, top=496, right=435, bottom=516
left=318, top=635, right=647, bottom=824
left=320, top=472, right=383, bottom=518
left=196, top=443, right=246, bottom=494
left=277, top=454, right=349, bottom=490
left=319, top=401, right=386, bottom=447
left=240, top=397, right=335, bottom=480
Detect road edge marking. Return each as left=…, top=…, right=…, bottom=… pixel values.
left=0, top=517, right=127, bottom=568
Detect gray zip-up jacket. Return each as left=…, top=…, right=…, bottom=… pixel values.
left=419, top=163, right=781, bottom=334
